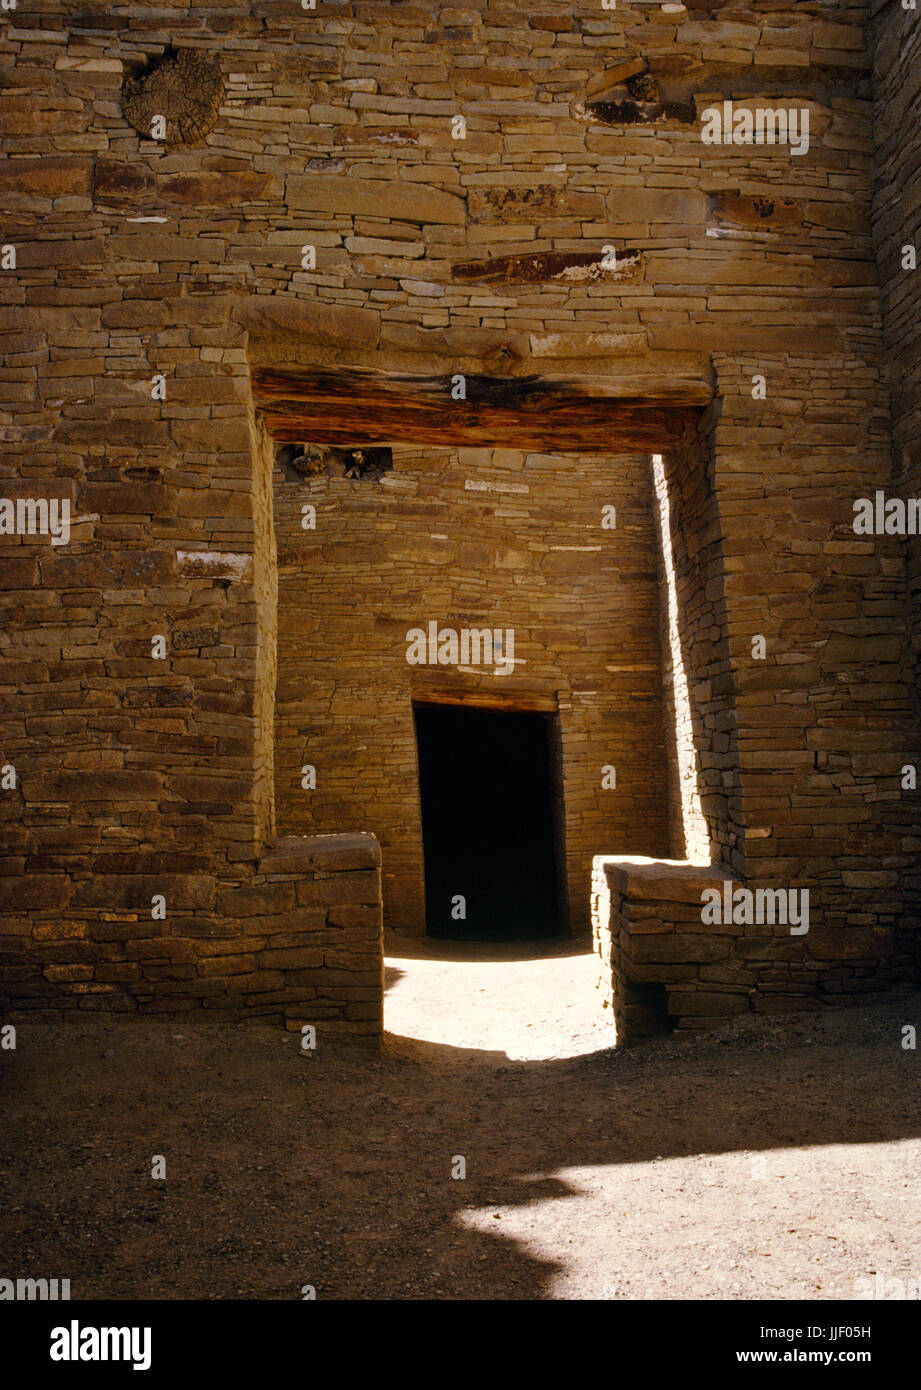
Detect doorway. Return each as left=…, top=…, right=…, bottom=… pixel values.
left=413, top=701, right=565, bottom=941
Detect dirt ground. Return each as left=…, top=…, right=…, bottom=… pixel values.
left=2, top=931, right=921, bottom=1301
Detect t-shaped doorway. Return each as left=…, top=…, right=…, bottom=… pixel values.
left=413, top=700, right=566, bottom=941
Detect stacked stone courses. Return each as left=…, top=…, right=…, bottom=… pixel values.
left=274, top=443, right=670, bottom=934
left=872, top=0, right=921, bottom=689
left=0, top=0, right=918, bottom=1042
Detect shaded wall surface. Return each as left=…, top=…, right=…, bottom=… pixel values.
left=0, top=0, right=918, bottom=1032
left=872, top=0, right=921, bottom=692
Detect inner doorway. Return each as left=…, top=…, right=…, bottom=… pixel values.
left=413, top=701, right=565, bottom=941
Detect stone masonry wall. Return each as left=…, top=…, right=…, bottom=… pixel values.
left=711, top=356, right=919, bottom=980
left=0, top=0, right=918, bottom=1031
left=0, top=828, right=382, bottom=1033
left=593, top=844, right=919, bottom=1042
left=593, top=856, right=738, bottom=1038
left=274, top=443, right=670, bottom=933
left=871, top=0, right=921, bottom=693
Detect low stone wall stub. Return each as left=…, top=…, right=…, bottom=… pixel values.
left=592, top=855, right=737, bottom=1043
left=219, top=834, right=386, bottom=1045
left=1, top=832, right=384, bottom=1046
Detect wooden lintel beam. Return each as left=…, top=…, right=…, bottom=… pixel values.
left=412, top=687, right=559, bottom=714
left=252, top=367, right=706, bottom=453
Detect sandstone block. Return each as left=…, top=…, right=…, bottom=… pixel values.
left=287, top=175, right=466, bottom=224
left=0, top=157, right=91, bottom=199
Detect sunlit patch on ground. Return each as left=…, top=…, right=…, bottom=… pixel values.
left=456, top=1141, right=921, bottom=1300
left=384, top=932, right=616, bottom=1060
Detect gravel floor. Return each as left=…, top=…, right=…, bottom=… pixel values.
left=2, top=932, right=919, bottom=1301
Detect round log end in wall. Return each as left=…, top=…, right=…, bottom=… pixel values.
left=122, top=48, right=225, bottom=146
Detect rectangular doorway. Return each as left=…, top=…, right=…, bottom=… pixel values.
left=413, top=700, right=566, bottom=941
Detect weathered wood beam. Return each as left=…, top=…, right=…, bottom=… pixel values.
left=586, top=100, right=697, bottom=126
left=452, top=248, right=642, bottom=286
left=251, top=366, right=708, bottom=452
left=412, top=687, right=560, bottom=714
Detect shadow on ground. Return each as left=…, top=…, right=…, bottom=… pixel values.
left=1, top=982, right=920, bottom=1299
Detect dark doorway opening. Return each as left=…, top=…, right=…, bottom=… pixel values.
left=413, top=701, right=565, bottom=941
